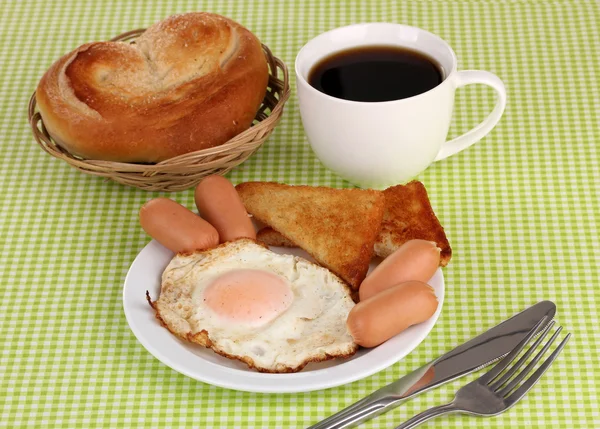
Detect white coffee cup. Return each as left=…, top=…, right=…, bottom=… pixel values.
left=295, top=23, right=507, bottom=189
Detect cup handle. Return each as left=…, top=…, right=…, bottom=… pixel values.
left=434, top=70, right=507, bottom=162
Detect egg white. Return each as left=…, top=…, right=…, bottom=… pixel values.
left=153, top=239, right=357, bottom=372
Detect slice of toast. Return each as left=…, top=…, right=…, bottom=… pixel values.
left=236, top=182, right=385, bottom=290
left=377, top=181, right=451, bottom=266
left=256, top=181, right=452, bottom=267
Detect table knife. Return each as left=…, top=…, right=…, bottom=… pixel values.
left=308, top=300, right=556, bottom=429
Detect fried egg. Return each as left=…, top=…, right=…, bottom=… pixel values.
left=151, top=238, right=357, bottom=373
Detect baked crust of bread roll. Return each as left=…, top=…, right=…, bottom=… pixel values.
left=36, top=12, right=269, bottom=163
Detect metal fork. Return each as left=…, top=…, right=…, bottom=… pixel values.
left=395, top=316, right=570, bottom=429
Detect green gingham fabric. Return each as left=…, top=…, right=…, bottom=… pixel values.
left=1, top=0, right=598, bottom=427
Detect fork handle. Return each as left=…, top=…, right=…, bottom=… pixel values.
left=393, top=403, right=459, bottom=429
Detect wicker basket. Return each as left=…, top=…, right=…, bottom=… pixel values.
left=28, top=29, right=290, bottom=192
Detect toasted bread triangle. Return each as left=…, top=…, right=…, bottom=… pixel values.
left=255, top=181, right=452, bottom=267
left=236, top=182, right=385, bottom=290
left=376, top=181, right=451, bottom=265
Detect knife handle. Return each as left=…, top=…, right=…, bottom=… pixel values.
left=306, top=363, right=433, bottom=429
left=306, top=393, right=403, bottom=429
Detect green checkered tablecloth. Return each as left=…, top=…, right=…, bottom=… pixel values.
left=1, top=0, right=598, bottom=427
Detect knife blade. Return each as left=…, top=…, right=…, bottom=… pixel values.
left=308, top=300, right=556, bottom=429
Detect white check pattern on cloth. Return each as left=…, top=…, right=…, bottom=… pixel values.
left=0, top=0, right=598, bottom=428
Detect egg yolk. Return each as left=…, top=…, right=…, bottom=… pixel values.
left=203, top=269, right=293, bottom=326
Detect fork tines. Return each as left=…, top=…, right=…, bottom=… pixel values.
left=482, top=315, right=571, bottom=404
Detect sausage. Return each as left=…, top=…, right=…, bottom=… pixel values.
left=194, top=175, right=256, bottom=243
left=347, top=280, right=438, bottom=348
left=359, top=239, right=441, bottom=301
left=139, top=198, right=219, bottom=253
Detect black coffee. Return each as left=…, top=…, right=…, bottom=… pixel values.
left=308, top=45, right=443, bottom=102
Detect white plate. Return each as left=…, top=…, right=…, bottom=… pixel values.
left=123, top=240, right=444, bottom=393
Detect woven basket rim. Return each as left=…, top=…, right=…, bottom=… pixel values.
left=28, top=28, right=290, bottom=173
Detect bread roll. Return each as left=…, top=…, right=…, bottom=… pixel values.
left=36, top=12, right=269, bottom=163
